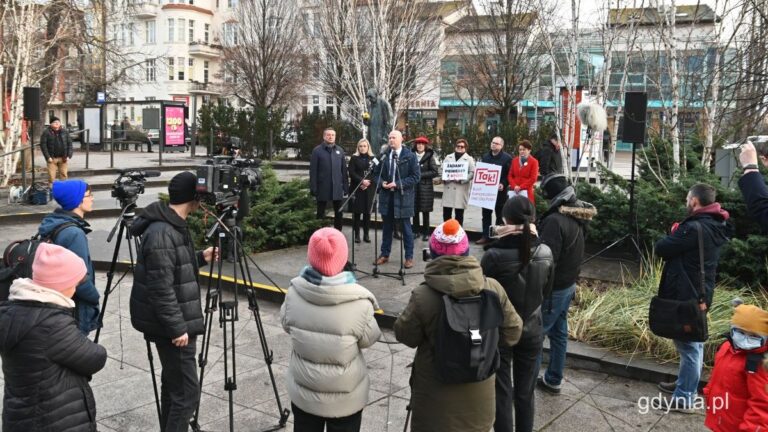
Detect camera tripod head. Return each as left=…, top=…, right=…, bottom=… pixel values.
left=203, top=204, right=239, bottom=241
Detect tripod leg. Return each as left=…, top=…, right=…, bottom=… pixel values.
left=94, top=222, right=126, bottom=344
left=238, top=242, right=290, bottom=427
left=399, top=219, right=406, bottom=285
left=146, top=339, right=163, bottom=431
left=220, top=301, right=238, bottom=432
left=190, top=235, right=222, bottom=432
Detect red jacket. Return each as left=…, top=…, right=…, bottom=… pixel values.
left=507, top=156, right=539, bottom=204
left=704, top=340, right=768, bottom=432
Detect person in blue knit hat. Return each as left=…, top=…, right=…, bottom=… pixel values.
left=38, top=179, right=100, bottom=335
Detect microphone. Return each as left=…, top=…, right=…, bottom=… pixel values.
left=577, top=102, right=608, bottom=132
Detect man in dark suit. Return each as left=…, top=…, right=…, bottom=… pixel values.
left=310, top=128, right=348, bottom=231
left=374, top=130, right=420, bottom=269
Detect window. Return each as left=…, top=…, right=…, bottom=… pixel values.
left=187, top=58, right=194, bottom=81
left=228, top=0, right=237, bottom=8
left=204, top=23, right=209, bottom=43
left=146, top=20, right=156, bottom=44
left=223, top=22, right=237, bottom=45
left=146, top=59, right=156, bottom=82
left=177, top=19, right=185, bottom=43
left=130, top=106, right=135, bottom=121
left=312, top=95, right=319, bottom=105
left=168, top=57, right=175, bottom=80
left=167, top=18, right=174, bottom=42
left=128, top=23, right=134, bottom=46
left=147, top=96, right=156, bottom=101
left=178, top=57, right=185, bottom=80
left=203, top=61, right=209, bottom=83
left=188, top=20, right=195, bottom=42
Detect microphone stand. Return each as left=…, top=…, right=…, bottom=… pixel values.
left=341, top=157, right=374, bottom=278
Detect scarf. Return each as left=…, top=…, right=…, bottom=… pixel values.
left=300, top=266, right=357, bottom=286
left=490, top=223, right=539, bottom=239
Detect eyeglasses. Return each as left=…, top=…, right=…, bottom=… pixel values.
left=491, top=141, right=502, bottom=145
left=84, top=193, right=94, bottom=198
left=455, top=145, right=466, bottom=149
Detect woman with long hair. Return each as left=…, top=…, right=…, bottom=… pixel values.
left=480, top=196, right=555, bottom=432
left=348, top=139, right=376, bottom=243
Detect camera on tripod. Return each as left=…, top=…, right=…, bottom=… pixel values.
left=196, top=156, right=262, bottom=209
left=111, top=169, right=161, bottom=206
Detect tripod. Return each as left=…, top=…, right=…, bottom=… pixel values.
left=341, top=159, right=375, bottom=279
left=93, top=200, right=163, bottom=430
left=582, top=139, right=643, bottom=265
left=190, top=205, right=289, bottom=432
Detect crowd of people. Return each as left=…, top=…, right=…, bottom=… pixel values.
left=0, top=129, right=767, bottom=432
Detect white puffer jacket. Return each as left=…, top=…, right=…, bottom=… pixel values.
left=280, top=267, right=381, bottom=417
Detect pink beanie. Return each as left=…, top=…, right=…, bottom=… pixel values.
left=429, top=219, right=470, bottom=257
left=307, top=228, right=349, bottom=276
left=32, top=243, right=87, bottom=293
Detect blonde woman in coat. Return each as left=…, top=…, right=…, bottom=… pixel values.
left=442, top=138, right=476, bottom=226
left=281, top=227, right=381, bottom=431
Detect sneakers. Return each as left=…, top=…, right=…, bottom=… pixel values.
left=658, top=381, right=676, bottom=394
left=537, top=376, right=562, bottom=394
left=404, top=259, right=414, bottom=269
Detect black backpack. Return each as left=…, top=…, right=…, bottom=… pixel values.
left=434, top=283, right=505, bottom=384
left=0, top=222, right=77, bottom=301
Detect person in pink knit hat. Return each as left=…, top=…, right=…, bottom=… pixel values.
left=280, top=227, right=381, bottom=431
left=395, top=219, right=522, bottom=432
left=0, top=243, right=107, bottom=431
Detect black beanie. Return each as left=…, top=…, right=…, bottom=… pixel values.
left=503, top=196, right=535, bottom=224
left=540, top=174, right=569, bottom=200
left=50, top=116, right=61, bottom=124
left=168, top=172, right=198, bottom=204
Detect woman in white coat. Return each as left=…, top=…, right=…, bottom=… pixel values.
left=281, top=227, right=381, bottom=432
left=442, top=138, right=476, bottom=226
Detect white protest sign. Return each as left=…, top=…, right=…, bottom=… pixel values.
left=468, top=162, right=502, bottom=210
left=442, top=160, right=469, bottom=181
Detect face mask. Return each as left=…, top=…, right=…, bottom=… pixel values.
left=731, top=327, right=767, bottom=351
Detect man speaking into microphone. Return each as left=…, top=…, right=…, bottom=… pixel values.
left=375, top=130, right=420, bottom=269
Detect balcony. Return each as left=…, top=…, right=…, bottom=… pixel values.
left=135, top=2, right=159, bottom=18
left=188, top=41, right=223, bottom=59
left=189, top=81, right=222, bottom=95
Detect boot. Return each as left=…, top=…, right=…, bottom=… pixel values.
left=354, top=231, right=361, bottom=244
left=363, top=230, right=371, bottom=243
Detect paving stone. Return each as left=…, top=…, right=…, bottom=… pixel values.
left=588, top=393, right=662, bottom=431
left=538, top=398, right=614, bottom=432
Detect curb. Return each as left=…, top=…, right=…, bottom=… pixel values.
left=92, top=259, right=678, bottom=385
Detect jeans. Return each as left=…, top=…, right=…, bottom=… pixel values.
left=671, top=340, right=704, bottom=404
left=381, top=197, right=414, bottom=259
left=292, top=403, right=362, bottom=432
left=495, top=318, right=543, bottom=432
left=482, top=192, right=506, bottom=238
left=317, top=200, right=343, bottom=231
left=155, top=337, right=200, bottom=432
left=443, top=207, right=465, bottom=225
left=536, top=284, right=576, bottom=386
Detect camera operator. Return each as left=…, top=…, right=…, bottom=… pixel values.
left=738, top=142, right=768, bottom=231
left=129, top=172, right=216, bottom=432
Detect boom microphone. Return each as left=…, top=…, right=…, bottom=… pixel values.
left=577, top=102, right=608, bottom=133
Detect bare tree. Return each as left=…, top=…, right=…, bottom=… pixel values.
left=0, top=0, right=71, bottom=186
left=460, top=0, right=543, bottom=123
left=312, top=0, right=443, bottom=131
left=223, top=0, right=309, bottom=110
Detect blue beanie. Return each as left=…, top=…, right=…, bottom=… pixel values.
left=52, top=180, right=88, bottom=211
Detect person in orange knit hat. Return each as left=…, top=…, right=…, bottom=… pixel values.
left=704, top=300, right=768, bottom=431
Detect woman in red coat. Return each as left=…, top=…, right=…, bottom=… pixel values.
left=704, top=303, right=768, bottom=431
left=507, top=140, right=539, bottom=204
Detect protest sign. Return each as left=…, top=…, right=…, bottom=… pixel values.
left=468, top=162, right=502, bottom=210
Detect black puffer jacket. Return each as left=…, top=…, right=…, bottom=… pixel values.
left=538, top=189, right=597, bottom=291
left=130, top=201, right=206, bottom=340
left=40, top=126, right=73, bottom=160
left=348, top=154, right=376, bottom=214
left=0, top=279, right=107, bottom=432
left=655, top=204, right=731, bottom=308
left=413, top=148, right=439, bottom=212
left=481, top=234, right=555, bottom=323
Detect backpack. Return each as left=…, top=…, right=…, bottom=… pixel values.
left=0, top=222, right=78, bottom=301
left=434, top=283, right=505, bottom=384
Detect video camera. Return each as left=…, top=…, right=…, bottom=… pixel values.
left=112, top=169, right=160, bottom=206
left=196, top=155, right=262, bottom=209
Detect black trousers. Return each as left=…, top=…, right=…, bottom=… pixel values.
left=352, top=212, right=370, bottom=237
left=317, top=200, right=343, bottom=231
left=292, top=403, right=362, bottom=432
left=412, top=211, right=430, bottom=235
left=155, top=337, right=200, bottom=432
left=494, top=325, right=543, bottom=432
left=482, top=192, right=507, bottom=238
left=442, top=207, right=465, bottom=226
